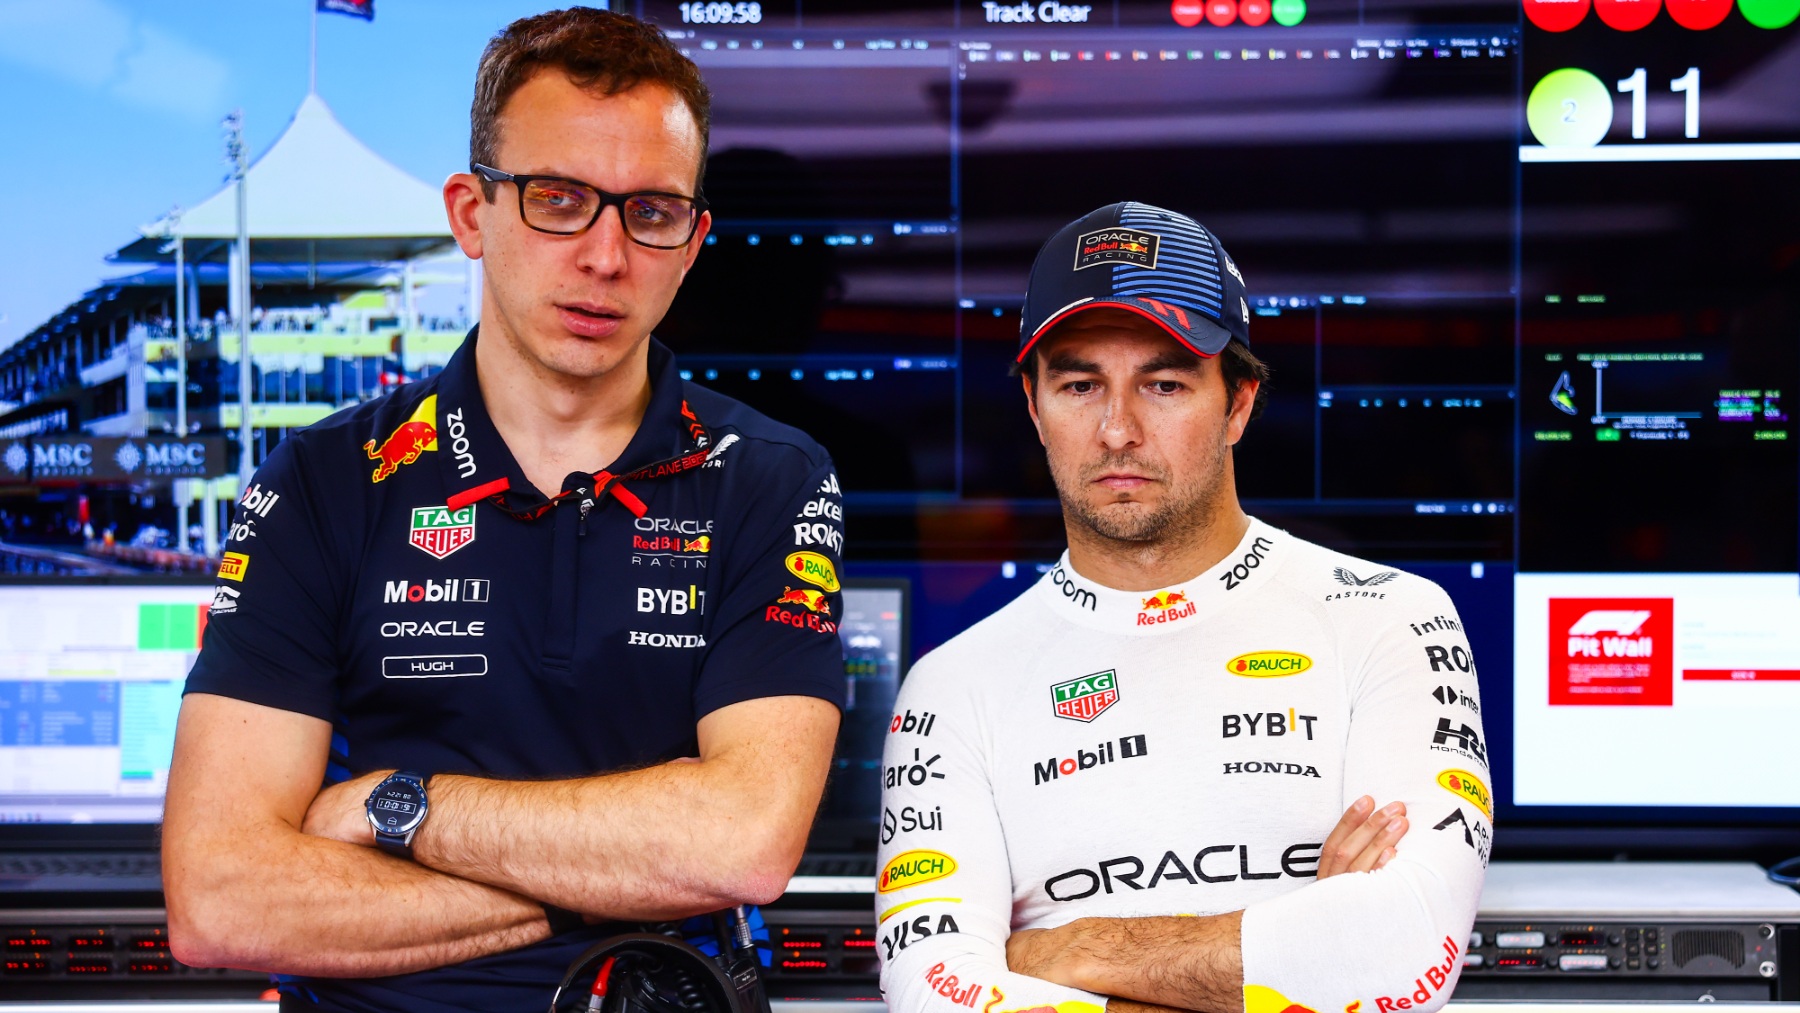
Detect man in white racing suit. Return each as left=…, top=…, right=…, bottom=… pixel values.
left=877, top=203, right=1489, bottom=1013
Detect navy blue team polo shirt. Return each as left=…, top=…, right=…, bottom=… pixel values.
left=185, top=329, right=847, bottom=1013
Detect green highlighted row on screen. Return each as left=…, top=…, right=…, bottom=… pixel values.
left=138, top=602, right=206, bottom=650
left=1527, top=68, right=1615, bottom=148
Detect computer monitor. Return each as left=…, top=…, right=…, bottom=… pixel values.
left=0, top=579, right=213, bottom=845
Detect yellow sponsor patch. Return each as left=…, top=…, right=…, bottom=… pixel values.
left=1438, top=768, right=1492, bottom=819
left=877, top=896, right=962, bottom=923
left=1226, top=651, right=1312, bottom=678
left=217, top=552, right=249, bottom=582
left=785, top=551, right=840, bottom=592
left=878, top=849, right=956, bottom=893
left=1244, top=985, right=1320, bottom=1013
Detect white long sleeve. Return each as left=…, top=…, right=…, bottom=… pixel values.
left=876, top=519, right=1488, bottom=1013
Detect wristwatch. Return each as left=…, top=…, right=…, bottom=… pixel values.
left=365, top=770, right=432, bottom=859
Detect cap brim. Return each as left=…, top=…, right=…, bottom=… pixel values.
left=1017, top=298, right=1233, bottom=363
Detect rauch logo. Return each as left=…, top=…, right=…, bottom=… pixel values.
left=879, top=850, right=957, bottom=893
left=1226, top=651, right=1312, bottom=678
left=1436, top=769, right=1492, bottom=819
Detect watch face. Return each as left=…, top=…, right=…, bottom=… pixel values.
left=369, top=779, right=425, bottom=835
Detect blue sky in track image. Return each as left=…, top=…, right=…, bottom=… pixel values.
left=0, top=0, right=551, bottom=351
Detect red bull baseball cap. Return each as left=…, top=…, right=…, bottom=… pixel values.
left=1018, top=201, right=1251, bottom=362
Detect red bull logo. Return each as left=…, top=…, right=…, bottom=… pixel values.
left=632, top=534, right=712, bottom=553
left=364, top=395, right=438, bottom=483
left=1137, top=588, right=1197, bottom=627
left=775, top=587, right=831, bottom=615
left=684, top=535, right=710, bottom=553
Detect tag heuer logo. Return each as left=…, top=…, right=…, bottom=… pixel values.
left=1051, top=670, right=1119, bottom=723
left=409, top=505, right=476, bottom=560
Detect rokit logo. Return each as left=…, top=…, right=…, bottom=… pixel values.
left=627, top=631, right=707, bottom=648
left=385, top=579, right=490, bottom=604
left=881, top=804, right=943, bottom=844
left=1431, top=685, right=1480, bottom=714
left=1033, top=734, right=1148, bottom=785
left=882, top=912, right=959, bottom=960
left=1221, top=711, right=1317, bottom=739
left=890, top=709, right=937, bottom=737
left=637, top=585, right=705, bottom=615
left=1049, top=564, right=1097, bottom=611
left=1425, top=644, right=1475, bottom=675
left=1373, top=937, right=1463, bottom=1012
left=1219, top=536, right=1275, bottom=590
left=1549, top=598, right=1673, bottom=706
left=445, top=407, right=476, bottom=479
left=1045, top=843, right=1321, bottom=901
left=1222, top=760, right=1321, bottom=778
left=1433, top=808, right=1492, bottom=867
left=1430, top=718, right=1488, bottom=767
left=885, top=747, right=946, bottom=788
left=793, top=521, right=843, bottom=553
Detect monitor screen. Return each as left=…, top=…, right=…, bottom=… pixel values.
left=0, top=582, right=212, bottom=824
left=1, top=0, right=1796, bottom=849
left=0, top=579, right=909, bottom=832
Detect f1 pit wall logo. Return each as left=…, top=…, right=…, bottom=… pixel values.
left=365, top=395, right=438, bottom=483
left=878, top=849, right=957, bottom=892
left=1051, top=670, right=1118, bottom=722
left=1548, top=598, right=1673, bottom=706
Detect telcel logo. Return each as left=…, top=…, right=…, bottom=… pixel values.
left=1226, top=651, right=1312, bottom=678
left=878, top=849, right=957, bottom=893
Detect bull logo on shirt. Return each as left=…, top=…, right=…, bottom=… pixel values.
left=364, top=395, right=439, bottom=483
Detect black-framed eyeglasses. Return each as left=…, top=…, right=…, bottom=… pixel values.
left=471, top=163, right=708, bottom=249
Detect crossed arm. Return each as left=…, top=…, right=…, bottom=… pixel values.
left=162, top=691, right=838, bottom=978
left=999, top=797, right=1410, bottom=1013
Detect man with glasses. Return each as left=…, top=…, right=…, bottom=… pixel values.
left=163, top=10, right=846, bottom=1012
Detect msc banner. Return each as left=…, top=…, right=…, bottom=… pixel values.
left=0, top=436, right=231, bottom=482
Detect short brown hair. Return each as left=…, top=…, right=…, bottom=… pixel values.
left=1017, top=339, right=1271, bottom=421
left=470, top=7, right=711, bottom=200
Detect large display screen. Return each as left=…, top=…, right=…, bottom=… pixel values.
left=1, top=0, right=1795, bottom=844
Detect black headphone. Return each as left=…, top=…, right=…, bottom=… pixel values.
left=550, top=911, right=772, bottom=1013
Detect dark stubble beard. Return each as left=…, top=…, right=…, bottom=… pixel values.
left=1050, top=435, right=1231, bottom=547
